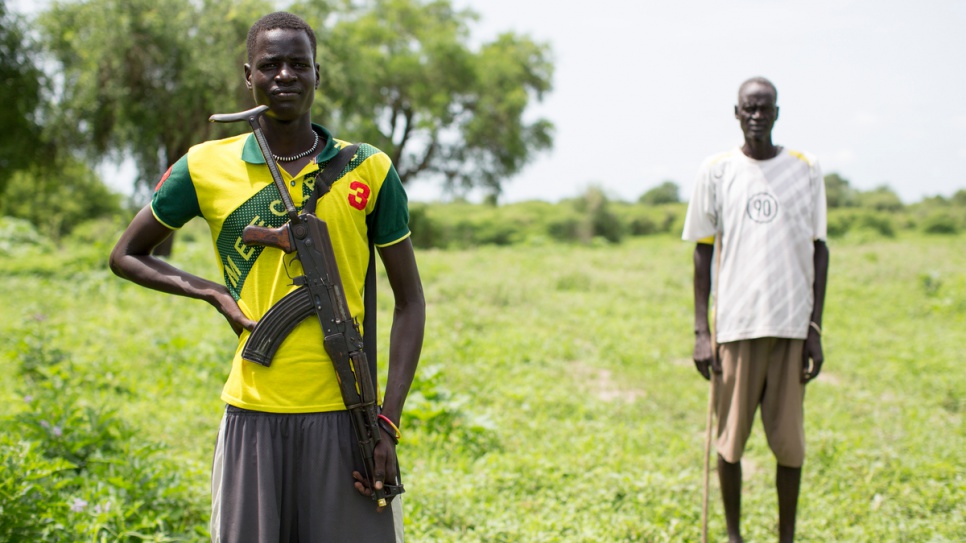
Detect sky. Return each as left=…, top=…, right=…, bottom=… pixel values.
left=403, top=0, right=966, bottom=204
left=12, top=0, right=966, bottom=204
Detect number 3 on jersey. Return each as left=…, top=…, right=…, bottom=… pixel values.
left=348, top=181, right=370, bottom=210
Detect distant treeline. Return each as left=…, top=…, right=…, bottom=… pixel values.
left=409, top=177, right=966, bottom=249
left=1, top=174, right=964, bottom=251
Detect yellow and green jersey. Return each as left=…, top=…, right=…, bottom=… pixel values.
left=151, top=124, right=410, bottom=413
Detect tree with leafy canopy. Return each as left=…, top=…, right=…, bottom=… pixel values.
left=1, top=159, right=121, bottom=240
left=857, top=184, right=904, bottom=212
left=0, top=1, right=45, bottom=196
left=37, top=0, right=273, bottom=197
left=823, top=172, right=858, bottom=208
left=638, top=181, right=680, bottom=205
left=38, top=0, right=554, bottom=200
left=296, top=0, right=555, bottom=197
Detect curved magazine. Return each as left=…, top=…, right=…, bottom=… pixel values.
left=241, top=287, right=314, bottom=366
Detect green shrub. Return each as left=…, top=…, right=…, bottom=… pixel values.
left=827, top=209, right=896, bottom=238
left=615, top=203, right=684, bottom=236
left=409, top=202, right=531, bottom=248
left=411, top=199, right=632, bottom=247
left=0, top=437, right=73, bottom=541
left=65, top=217, right=126, bottom=250
left=856, top=185, right=904, bottom=212
left=858, top=212, right=896, bottom=237
left=0, top=216, right=55, bottom=257
left=0, top=159, right=122, bottom=241
left=468, top=217, right=518, bottom=246
left=921, top=212, right=960, bottom=234
left=401, top=199, right=688, bottom=247
left=570, top=186, right=624, bottom=243
left=1, top=319, right=207, bottom=541
left=824, top=173, right=859, bottom=208
left=547, top=215, right=582, bottom=242
left=408, top=203, right=445, bottom=249
left=638, top=181, right=680, bottom=205
left=628, top=215, right=658, bottom=236
left=827, top=211, right=852, bottom=237
left=590, top=206, right=625, bottom=243
left=405, top=365, right=499, bottom=458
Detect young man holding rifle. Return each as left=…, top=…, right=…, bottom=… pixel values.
left=682, top=77, right=829, bottom=543
left=110, top=12, right=424, bottom=542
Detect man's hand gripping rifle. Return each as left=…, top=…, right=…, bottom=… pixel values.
left=210, top=106, right=403, bottom=508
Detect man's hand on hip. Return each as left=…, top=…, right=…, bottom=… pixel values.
left=209, top=286, right=256, bottom=336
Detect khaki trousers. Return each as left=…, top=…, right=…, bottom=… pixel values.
left=715, top=337, right=806, bottom=467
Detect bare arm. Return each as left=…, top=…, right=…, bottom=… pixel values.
left=109, top=205, right=255, bottom=335
left=692, top=243, right=716, bottom=380
left=802, top=239, right=829, bottom=382
left=376, top=237, right=426, bottom=426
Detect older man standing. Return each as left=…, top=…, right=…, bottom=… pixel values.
left=683, top=77, right=829, bottom=543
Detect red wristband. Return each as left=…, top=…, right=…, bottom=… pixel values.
left=377, top=414, right=401, bottom=441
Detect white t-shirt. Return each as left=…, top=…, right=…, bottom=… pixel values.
left=682, top=147, right=827, bottom=343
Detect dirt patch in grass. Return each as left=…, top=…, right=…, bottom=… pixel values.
left=569, top=360, right=645, bottom=403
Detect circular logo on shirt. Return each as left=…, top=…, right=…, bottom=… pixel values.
left=746, top=192, right=779, bottom=223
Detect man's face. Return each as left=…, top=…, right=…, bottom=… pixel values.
left=735, top=83, right=779, bottom=142
left=244, top=28, right=319, bottom=121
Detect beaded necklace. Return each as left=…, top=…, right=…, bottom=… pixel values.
left=273, top=131, right=320, bottom=162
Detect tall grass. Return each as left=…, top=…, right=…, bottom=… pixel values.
left=0, top=217, right=963, bottom=541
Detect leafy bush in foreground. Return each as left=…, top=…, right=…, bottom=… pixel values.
left=1, top=319, right=207, bottom=542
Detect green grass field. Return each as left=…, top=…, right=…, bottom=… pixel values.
left=1, top=222, right=963, bottom=542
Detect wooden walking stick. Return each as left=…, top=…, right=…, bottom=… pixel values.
left=701, top=235, right=722, bottom=543
left=702, top=370, right=717, bottom=543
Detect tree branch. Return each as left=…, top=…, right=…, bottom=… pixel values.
left=398, top=131, right=437, bottom=185
left=388, top=97, right=402, bottom=143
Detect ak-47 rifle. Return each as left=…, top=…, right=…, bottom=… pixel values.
left=209, top=105, right=402, bottom=508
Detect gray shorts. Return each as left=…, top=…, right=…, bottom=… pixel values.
left=210, top=406, right=403, bottom=543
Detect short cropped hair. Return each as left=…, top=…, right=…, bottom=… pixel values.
left=738, top=77, right=778, bottom=102
left=247, top=12, right=317, bottom=63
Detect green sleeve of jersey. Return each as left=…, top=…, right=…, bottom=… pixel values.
left=371, top=164, right=410, bottom=246
left=150, top=156, right=201, bottom=229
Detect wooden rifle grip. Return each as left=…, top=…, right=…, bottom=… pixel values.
left=242, top=224, right=294, bottom=253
